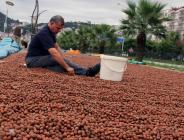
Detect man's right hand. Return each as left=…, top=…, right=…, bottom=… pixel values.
left=66, top=67, right=75, bottom=76
left=48, top=48, right=75, bottom=76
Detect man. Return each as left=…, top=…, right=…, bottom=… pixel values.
left=25, top=15, right=100, bottom=76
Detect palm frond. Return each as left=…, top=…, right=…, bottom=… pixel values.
left=121, top=0, right=168, bottom=39
left=122, top=0, right=136, bottom=19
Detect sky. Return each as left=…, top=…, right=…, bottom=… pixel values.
left=0, top=0, right=184, bottom=25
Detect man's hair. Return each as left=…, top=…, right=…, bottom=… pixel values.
left=49, top=15, right=64, bottom=25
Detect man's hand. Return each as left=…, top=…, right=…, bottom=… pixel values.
left=66, top=67, right=75, bottom=76
left=49, top=47, right=74, bottom=75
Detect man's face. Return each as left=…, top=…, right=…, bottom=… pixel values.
left=50, top=22, right=64, bottom=34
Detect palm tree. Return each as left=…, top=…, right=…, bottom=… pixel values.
left=94, top=24, right=116, bottom=54
left=121, top=0, right=169, bottom=61
left=57, top=24, right=117, bottom=54
left=57, top=31, right=78, bottom=50
left=77, top=25, right=92, bottom=53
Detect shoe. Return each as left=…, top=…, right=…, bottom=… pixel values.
left=86, top=63, right=100, bottom=77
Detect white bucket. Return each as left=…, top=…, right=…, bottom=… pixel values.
left=100, top=55, right=128, bottom=81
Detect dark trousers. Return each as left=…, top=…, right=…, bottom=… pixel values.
left=25, top=55, right=87, bottom=75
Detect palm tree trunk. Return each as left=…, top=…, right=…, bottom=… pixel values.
left=99, top=41, right=105, bottom=54
left=136, top=32, right=146, bottom=62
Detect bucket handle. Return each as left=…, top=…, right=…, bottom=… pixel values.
left=103, top=60, right=127, bottom=73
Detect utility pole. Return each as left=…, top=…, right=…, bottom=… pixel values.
left=31, top=0, right=39, bottom=36
left=31, top=0, right=47, bottom=39
left=4, top=0, right=14, bottom=33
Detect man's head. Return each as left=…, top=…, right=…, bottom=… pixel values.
left=48, top=15, right=64, bottom=34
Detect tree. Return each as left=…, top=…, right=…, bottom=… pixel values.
left=160, top=31, right=181, bottom=54
left=77, top=25, right=93, bottom=53
left=57, top=24, right=117, bottom=54
left=94, top=24, right=116, bottom=54
left=121, top=0, right=169, bottom=61
left=57, top=31, right=78, bottom=50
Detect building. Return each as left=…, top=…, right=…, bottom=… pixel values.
left=164, top=6, right=184, bottom=40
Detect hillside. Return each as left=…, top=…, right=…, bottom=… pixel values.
left=22, top=21, right=92, bottom=34
left=0, top=11, right=95, bottom=34
left=0, top=11, right=21, bottom=32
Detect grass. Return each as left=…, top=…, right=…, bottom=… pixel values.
left=144, top=57, right=184, bottom=65
left=128, top=56, right=184, bottom=72
left=145, top=61, right=184, bottom=72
